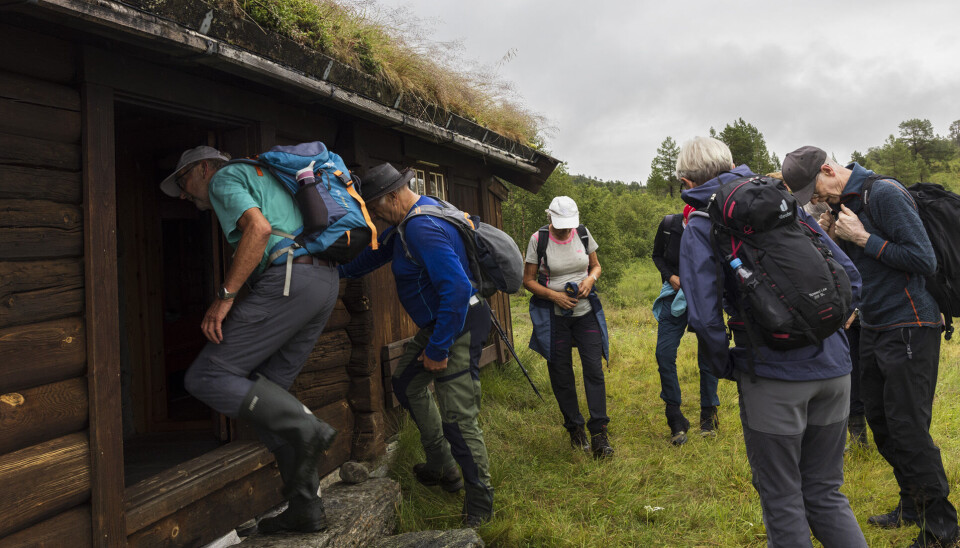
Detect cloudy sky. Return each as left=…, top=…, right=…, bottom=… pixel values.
left=374, top=0, right=960, bottom=184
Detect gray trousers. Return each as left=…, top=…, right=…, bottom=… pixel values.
left=184, top=262, right=339, bottom=435
left=736, top=372, right=867, bottom=548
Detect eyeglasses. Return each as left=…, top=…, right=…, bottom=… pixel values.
left=176, top=164, right=200, bottom=191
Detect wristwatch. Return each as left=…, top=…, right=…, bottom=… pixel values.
left=218, top=286, right=238, bottom=300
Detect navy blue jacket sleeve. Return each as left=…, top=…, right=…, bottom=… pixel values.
left=405, top=216, right=473, bottom=361
left=338, top=226, right=395, bottom=278
left=862, top=180, right=937, bottom=276
left=678, top=216, right=732, bottom=378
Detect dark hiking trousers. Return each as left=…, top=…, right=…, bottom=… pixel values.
left=848, top=324, right=864, bottom=416
left=736, top=372, right=866, bottom=548
left=547, top=311, right=609, bottom=434
left=184, top=263, right=339, bottom=419
left=654, top=300, right=720, bottom=408
left=392, top=302, right=494, bottom=518
left=861, top=326, right=958, bottom=541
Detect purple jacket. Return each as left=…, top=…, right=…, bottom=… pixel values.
left=678, top=166, right=862, bottom=381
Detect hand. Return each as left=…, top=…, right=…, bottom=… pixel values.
left=202, top=298, right=234, bottom=343
left=578, top=276, right=595, bottom=298
left=845, top=311, right=858, bottom=330
left=420, top=352, right=448, bottom=372
left=818, top=212, right=836, bottom=240
left=668, top=275, right=681, bottom=291
left=552, top=290, right=579, bottom=310
left=835, top=205, right=870, bottom=247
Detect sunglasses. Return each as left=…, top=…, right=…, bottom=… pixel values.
left=176, top=164, right=201, bottom=191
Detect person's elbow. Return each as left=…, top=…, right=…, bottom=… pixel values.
left=918, top=253, right=938, bottom=276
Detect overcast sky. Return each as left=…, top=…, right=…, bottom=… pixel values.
left=373, top=0, right=960, bottom=184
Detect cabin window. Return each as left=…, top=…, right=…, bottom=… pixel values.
left=409, top=167, right=447, bottom=200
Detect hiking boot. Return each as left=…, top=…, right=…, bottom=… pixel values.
left=569, top=426, right=590, bottom=452
left=413, top=463, right=464, bottom=492
left=666, top=405, right=690, bottom=446
left=700, top=406, right=719, bottom=437
left=848, top=414, right=868, bottom=449
left=258, top=496, right=328, bottom=534
left=868, top=506, right=905, bottom=529
left=591, top=427, right=614, bottom=459
left=463, top=513, right=486, bottom=529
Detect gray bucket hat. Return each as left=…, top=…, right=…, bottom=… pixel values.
left=160, top=146, right=230, bottom=197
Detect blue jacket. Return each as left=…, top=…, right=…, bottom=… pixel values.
left=679, top=165, right=862, bottom=381
left=339, top=196, right=477, bottom=362
left=528, top=291, right=610, bottom=363
left=836, top=163, right=940, bottom=331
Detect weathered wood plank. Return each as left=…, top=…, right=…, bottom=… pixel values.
left=0, top=97, right=81, bottom=144
left=0, top=432, right=91, bottom=538
left=0, top=228, right=83, bottom=260
left=124, top=442, right=274, bottom=535
left=127, top=465, right=283, bottom=548
left=313, top=400, right=353, bottom=478
left=0, top=377, right=88, bottom=456
left=349, top=374, right=384, bottom=414
left=294, top=367, right=351, bottom=411
left=0, top=24, right=76, bottom=84
left=0, top=132, right=81, bottom=170
left=323, top=299, right=351, bottom=332
left=0, top=70, right=81, bottom=111
left=0, top=504, right=92, bottom=548
left=0, top=199, right=82, bottom=229
left=0, top=259, right=84, bottom=329
left=301, top=329, right=352, bottom=374
left=0, top=165, right=83, bottom=203
left=82, top=78, right=125, bottom=545
left=0, top=317, right=86, bottom=394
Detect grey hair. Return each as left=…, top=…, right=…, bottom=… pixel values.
left=675, top=136, right=734, bottom=185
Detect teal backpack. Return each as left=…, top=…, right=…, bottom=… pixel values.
left=228, top=142, right=378, bottom=292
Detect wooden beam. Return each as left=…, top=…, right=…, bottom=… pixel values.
left=0, top=96, right=82, bottom=144
left=0, top=318, right=86, bottom=394
left=0, top=377, right=88, bottom=456
left=0, top=23, right=77, bottom=84
left=300, top=329, right=352, bottom=374
left=124, top=442, right=274, bottom=535
left=0, top=70, right=82, bottom=112
left=0, top=259, right=84, bottom=329
left=81, top=75, right=125, bottom=545
left=0, top=432, right=91, bottom=538
left=0, top=165, right=83, bottom=204
left=0, top=505, right=92, bottom=548
left=0, top=132, right=81, bottom=171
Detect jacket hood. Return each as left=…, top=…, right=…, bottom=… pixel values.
left=681, top=165, right=756, bottom=210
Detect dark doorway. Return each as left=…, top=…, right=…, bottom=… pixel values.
left=114, top=101, right=258, bottom=486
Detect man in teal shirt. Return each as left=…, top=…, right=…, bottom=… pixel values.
left=160, top=146, right=338, bottom=534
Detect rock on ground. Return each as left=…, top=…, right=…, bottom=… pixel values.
left=372, top=529, right=484, bottom=548
left=240, top=478, right=400, bottom=548
left=338, top=461, right=370, bottom=484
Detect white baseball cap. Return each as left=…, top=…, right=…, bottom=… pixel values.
left=546, top=196, right=580, bottom=229
left=159, top=146, right=230, bottom=197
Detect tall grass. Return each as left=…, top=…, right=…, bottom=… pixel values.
left=389, top=261, right=960, bottom=546
left=222, top=0, right=543, bottom=145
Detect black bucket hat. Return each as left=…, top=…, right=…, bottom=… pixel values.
left=362, top=163, right=415, bottom=201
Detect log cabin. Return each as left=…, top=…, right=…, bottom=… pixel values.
left=0, top=1, right=559, bottom=545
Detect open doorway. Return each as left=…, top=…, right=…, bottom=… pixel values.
left=114, top=101, right=258, bottom=486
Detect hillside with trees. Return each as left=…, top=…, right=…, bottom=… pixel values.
left=504, top=117, right=960, bottom=296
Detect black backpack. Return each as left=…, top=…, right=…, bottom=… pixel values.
left=862, top=177, right=960, bottom=339
left=395, top=197, right=524, bottom=298
left=705, top=176, right=853, bottom=354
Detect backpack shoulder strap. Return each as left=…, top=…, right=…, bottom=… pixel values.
left=577, top=224, right=589, bottom=252
left=536, top=225, right=550, bottom=285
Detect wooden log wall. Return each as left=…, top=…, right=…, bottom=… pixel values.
left=0, top=23, right=93, bottom=546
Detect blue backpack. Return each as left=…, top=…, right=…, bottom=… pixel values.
left=228, top=142, right=378, bottom=272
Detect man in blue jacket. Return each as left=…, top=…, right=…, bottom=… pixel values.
left=677, top=137, right=866, bottom=547
left=783, top=146, right=957, bottom=548
left=339, top=163, right=494, bottom=528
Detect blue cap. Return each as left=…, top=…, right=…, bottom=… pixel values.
left=729, top=258, right=742, bottom=269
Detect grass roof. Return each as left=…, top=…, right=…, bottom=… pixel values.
left=222, top=0, right=544, bottom=147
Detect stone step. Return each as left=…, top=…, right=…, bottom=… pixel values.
left=372, top=529, right=484, bottom=548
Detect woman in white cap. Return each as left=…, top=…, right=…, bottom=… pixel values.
left=522, top=196, right=613, bottom=459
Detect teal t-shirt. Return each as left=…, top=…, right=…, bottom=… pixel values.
left=208, top=163, right=303, bottom=273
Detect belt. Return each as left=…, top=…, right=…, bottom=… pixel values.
left=272, top=255, right=331, bottom=268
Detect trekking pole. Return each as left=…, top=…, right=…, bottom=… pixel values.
left=486, top=305, right=545, bottom=402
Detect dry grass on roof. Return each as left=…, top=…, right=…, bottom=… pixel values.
left=222, top=0, right=545, bottom=146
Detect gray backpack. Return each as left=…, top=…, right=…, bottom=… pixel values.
left=396, top=197, right=524, bottom=298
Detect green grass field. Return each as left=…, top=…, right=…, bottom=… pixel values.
left=389, top=262, right=960, bottom=547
